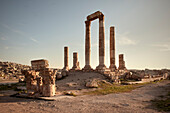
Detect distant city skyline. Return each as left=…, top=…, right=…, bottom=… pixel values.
left=0, top=0, right=170, bottom=69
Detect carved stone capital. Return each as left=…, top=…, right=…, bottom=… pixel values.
left=85, top=20, right=91, bottom=26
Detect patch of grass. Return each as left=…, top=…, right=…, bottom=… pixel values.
left=0, top=83, right=17, bottom=91
left=151, top=83, right=170, bottom=112
left=64, top=91, right=77, bottom=96
left=151, top=97, right=170, bottom=112
left=85, top=82, right=137, bottom=95
left=0, top=83, right=26, bottom=91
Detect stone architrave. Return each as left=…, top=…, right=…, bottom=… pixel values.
left=109, top=26, right=117, bottom=71
left=63, top=46, right=69, bottom=71
left=71, top=52, right=80, bottom=71
left=118, top=54, right=126, bottom=70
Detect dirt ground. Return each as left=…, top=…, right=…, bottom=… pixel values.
left=0, top=79, right=169, bottom=113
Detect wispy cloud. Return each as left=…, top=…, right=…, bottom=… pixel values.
left=117, top=32, right=136, bottom=45
left=1, top=24, right=39, bottom=43
left=30, top=37, right=38, bottom=43
left=152, top=44, right=170, bottom=51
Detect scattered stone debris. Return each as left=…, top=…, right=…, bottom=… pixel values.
left=0, top=61, right=31, bottom=81
left=85, top=79, right=99, bottom=88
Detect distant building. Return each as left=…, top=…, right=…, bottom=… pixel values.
left=31, top=59, right=49, bottom=71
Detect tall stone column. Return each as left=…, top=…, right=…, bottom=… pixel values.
left=109, top=26, right=117, bottom=71
left=83, top=20, right=93, bottom=71
left=63, top=46, right=69, bottom=70
left=71, top=52, right=80, bottom=71
left=96, top=14, right=106, bottom=71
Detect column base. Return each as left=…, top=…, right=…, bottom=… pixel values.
left=109, top=65, right=117, bottom=72
left=82, top=65, right=93, bottom=72
left=118, top=67, right=126, bottom=71
left=96, top=64, right=107, bottom=73
left=70, top=66, right=80, bottom=72
left=63, top=66, right=69, bottom=71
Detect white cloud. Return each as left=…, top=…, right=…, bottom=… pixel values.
left=117, top=32, right=136, bottom=45
left=118, top=36, right=136, bottom=45
left=30, top=38, right=38, bottom=43
left=152, top=44, right=170, bottom=51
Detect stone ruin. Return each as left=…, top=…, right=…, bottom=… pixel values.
left=60, top=11, right=127, bottom=83
left=22, top=11, right=170, bottom=97
left=23, top=60, right=56, bottom=97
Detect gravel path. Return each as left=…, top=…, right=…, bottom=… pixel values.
left=0, top=80, right=169, bottom=113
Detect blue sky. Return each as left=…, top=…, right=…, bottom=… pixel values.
left=0, top=0, right=170, bottom=69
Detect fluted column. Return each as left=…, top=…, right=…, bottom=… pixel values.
left=96, top=14, right=106, bottom=71
left=83, top=20, right=93, bottom=71
left=109, top=26, right=117, bottom=71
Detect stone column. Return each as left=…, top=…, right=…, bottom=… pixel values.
left=63, top=46, right=69, bottom=70
left=24, top=70, right=39, bottom=95
left=109, top=26, right=117, bottom=71
left=40, top=68, right=56, bottom=97
left=118, top=54, right=126, bottom=70
left=83, top=21, right=93, bottom=71
left=96, top=14, right=106, bottom=71
left=71, top=52, right=80, bottom=70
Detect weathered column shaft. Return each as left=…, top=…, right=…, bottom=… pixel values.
left=64, top=46, right=69, bottom=70
left=99, top=15, right=105, bottom=65
left=109, top=26, right=117, bottom=71
left=73, top=52, right=78, bottom=67
left=110, top=27, right=115, bottom=65
left=118, top=54, right=126, bottom=70
left=71, top=52, right=80, bottom=70
left=85, top=21, right=91, bottom=66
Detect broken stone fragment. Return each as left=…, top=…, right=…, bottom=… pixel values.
left=61, top=70, right=68, bottom=77
left=85, top=79, right=98, bottom=88
left=56, top=73, right=62, bottom=79
left=66, top=82, right=77, bottom=87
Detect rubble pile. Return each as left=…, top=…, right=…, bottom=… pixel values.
left=0, top=61, right=31, bottom=80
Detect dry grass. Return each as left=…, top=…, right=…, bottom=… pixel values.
left=85, top=81, right=137, bottom=95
